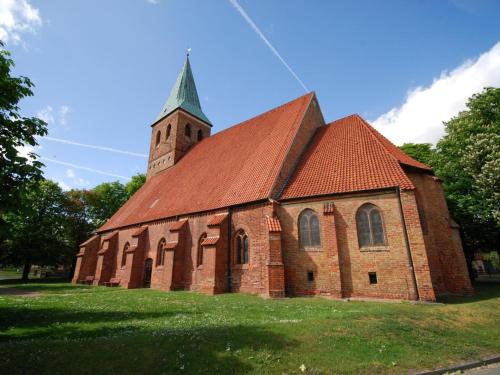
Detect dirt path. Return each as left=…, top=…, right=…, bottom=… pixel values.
left=0, top=286, right=43, bottom=297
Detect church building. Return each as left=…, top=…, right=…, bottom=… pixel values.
left=72, top=56, right=473, bottom=301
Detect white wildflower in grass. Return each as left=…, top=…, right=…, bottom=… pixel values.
left=299, top=364, right=306, bottom=372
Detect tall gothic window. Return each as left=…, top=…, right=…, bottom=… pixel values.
left=155, top=130, right=161, bottom=148
left=156, top=238, right=166, bottom=266
left=121, top=242, right=130, bottom=267
left=197, top=233, right=207, bottom=266
left=185, top=124, right=191, bottom=138
left=197, top=129, right=203, bottom=141
left=298, top=209, right=321, bottom=248
left=356, top=204, right=386, bottom=247
left=235, top=230, right=249, bottom=264
left=166, top=124, right=171, bottom=140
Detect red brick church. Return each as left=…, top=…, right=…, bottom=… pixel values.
left=73, top=56, right=473, bottom=301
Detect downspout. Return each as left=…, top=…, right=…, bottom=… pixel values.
left=226, top=208, right=232, bottom=293
left=396, top=187, right=420, bottom=301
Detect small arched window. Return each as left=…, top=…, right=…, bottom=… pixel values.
left=299, top=209, right=321, bottom=248
left=166, top=124, right=171, bottom=140
left=185, top=124, right=191, bottom=138
left=156, top=238, right=166, bottom=266
left=197, top=129, right=203, bottom=141
left=235, top=230, right=249, bottom=264
left=356, top=204, right=386, bottom=247
left=197, top=233, right=207, bottom=266
left=155, top=130, right=161, bottom=148
left=121, top=242, right=130, bottom=267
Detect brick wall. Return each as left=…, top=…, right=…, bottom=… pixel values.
left=279, top=191, right=423, bottom=300
left=147, top=110, right=211, bottom=179
left=406, top=171, right=473, bottom=295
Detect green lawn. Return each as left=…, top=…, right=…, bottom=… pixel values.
left=0, top=281, right=499, bottom=375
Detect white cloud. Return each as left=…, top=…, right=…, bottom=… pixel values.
left=58, top=105, right=70, bottom=127
left=37, top=105, right=54, bottom=125
left=15, top=144, right=41, bottom=164
left=146, top=0, right=159, bottom=4
left=66, top=168, right=75, bottom=179
left=37, top=105, right=71, bottom=129
left=0, top=0, right=42, bottom=45
left=372, top=42, right=500, bottom=145
left=63, top=168, right=90, bottom=189
left=55, top=179, right=71, bottom=191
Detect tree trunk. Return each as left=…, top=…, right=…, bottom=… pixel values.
left=22, top=262, right=31, bottom=281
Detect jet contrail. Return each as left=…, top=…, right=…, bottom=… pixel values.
left=228, top=0, right=309, bottom=93
left=41, top=157, right=132, bottom=181
left=42, top=136, right=148, bottom=158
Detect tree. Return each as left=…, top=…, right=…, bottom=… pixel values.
left=83, top=181, right=128, bottom=228
left=399, top=143, right=436, bottom=167
left=1, top=180, right=72, bottom=280
left=0, top=42, right=47, bottom=220
left=125, top=173, right=146, bottom=198
left=434, top=87, right=500, bottom=256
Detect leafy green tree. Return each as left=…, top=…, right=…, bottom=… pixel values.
left=1, top=180, right=72, bottom=280
left=399, top=143, right=436, bottom=167
left=84, top=181, right=128, bottom=228
left=125, top=173, right=146, bottom=198
left=0, top=42, right=47, bottom=221
left=434, top=87, right=500, bottom=255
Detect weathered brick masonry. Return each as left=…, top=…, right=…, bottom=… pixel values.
left=73, top=56, right=472, bottom=301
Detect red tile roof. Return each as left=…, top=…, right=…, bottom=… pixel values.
left=265, top=216, right=282, bottom=232
left=207, top=213, right=228, bottom=226
left=170, top=220, right=188, bottom=232
left=131, top=226, right=148, bottom=236
left=281, top=114, right=420, bottom=200
left=99, top=93, right=314, bottom=232
left=201, top=236, right=219, bottom=246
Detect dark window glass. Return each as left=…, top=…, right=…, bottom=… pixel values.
left=185, top=124, right=191, bottom=138
left=235, top=230, right=249, bottom=264
left=197, top=233, right=206, bottom=266
left=155, top=130, right=161, bottom=147
left=369, top=272, right=378, bottom=284
left=156, top=238, right=166, bottom=266
left=197, top=129, right=203, bottom=141
left=307, top=271, right=314, bottom=282
left=299, top=209, right=321, bottom=248
left=166, top=124, right=171, bottom=140
left=121, top=243, right=129, bottom=267
left=356, top=204, right=387, bottom=247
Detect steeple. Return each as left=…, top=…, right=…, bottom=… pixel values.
left=147, top=53, right=212, bottom=180
left=154, top=55, right=211, bottom=126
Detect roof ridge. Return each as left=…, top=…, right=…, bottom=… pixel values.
left=328, top=114, right=431, bottom=171
left=266, top=93, right=315, bottom=198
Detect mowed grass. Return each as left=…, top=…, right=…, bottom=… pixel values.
left=0, top=281, right=499, bottom=375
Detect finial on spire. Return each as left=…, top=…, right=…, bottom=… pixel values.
left=186, top=47, right=191, bottom=57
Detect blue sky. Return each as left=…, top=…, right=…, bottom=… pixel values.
left=2, top=0, right=500, bottom=189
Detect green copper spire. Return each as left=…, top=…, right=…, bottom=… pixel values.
left=154, top=55, right=211, bottom=126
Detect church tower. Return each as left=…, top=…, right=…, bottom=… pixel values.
left=147, top=55, right=212, bottom=179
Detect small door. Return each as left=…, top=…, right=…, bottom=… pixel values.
left=143, top=258, right=153, bottom=288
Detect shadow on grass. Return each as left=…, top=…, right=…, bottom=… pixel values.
left=0, top=305, right=191, bottom=339
left=6, top=324, right=296, bottom=375
left=0, top=277, right=70, bottom=286
left=438, top=283, right=500, bottom=304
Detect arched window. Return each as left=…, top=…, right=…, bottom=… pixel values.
left=166, top=124, right=171, bottom=140
left=185, top=124, right=191, bottom=138
left=197, top=233, right=207, bottom=266
left=235, top=230, right=249, bottom=264
left=155, top=130, right=161, bottom=148
left=197, top=129, right=203, bottom=141
left=156, top=238, right=166, bottom=266
left=356, top=204, right=386, bottom=247
left=121, top=242, right=130, bottom=267
left=299, top=209, right=321, bottom=248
